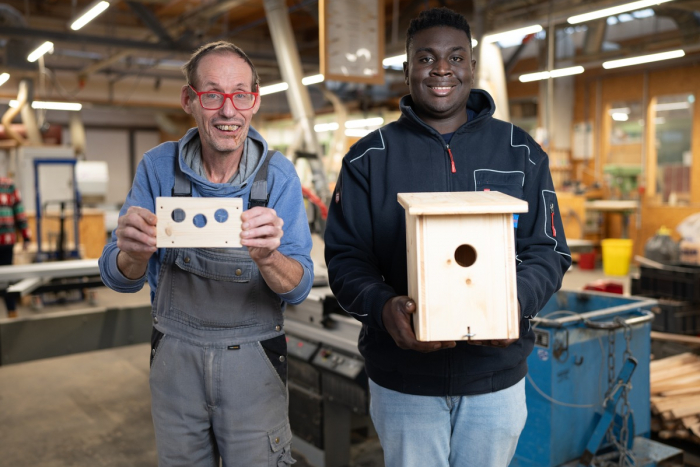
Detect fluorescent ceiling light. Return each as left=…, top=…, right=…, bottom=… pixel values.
left=345, top=129, right=372, bottom=137
left=302, top=74, right=324, bottom=85
left=10, top=100, right=82, bottom=111
left=483, top=25, right=542, bottom=44
left=345, top=117, right=384, bottom=128
left=612, top=113, right=629, bottom=121
left=568, top=0, right=674, bottom=24
left=383, top=54, right=406, bottom=68
left=0, top=73, right=9, bottom=86
left=609, top=107, right=631, bottom=114
left=314, top=122, right=340, bottom=132
left=259, top=82, right=289, bottom=95
left=654, top=102, right=690, bottom=111
left=70, top=0, right=110, bottom=31
left=602, top=49, right=684, bottom=69
left=518, top=66, right=584, bottom=82
left=27, top=41, right=54, bottom=62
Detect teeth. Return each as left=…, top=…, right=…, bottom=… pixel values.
left=216, top=124, right=240, bottom=131
left=431, top=86, right=452, bottom=90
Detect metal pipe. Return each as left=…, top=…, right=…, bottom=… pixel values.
left=262, top=0, right=321, bottom=157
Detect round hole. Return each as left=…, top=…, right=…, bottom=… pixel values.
left=193, top=214, right=207, bottom=228
left=171, top=208, right=186, bottom=223
left=454, top=244, right=477, bottom=267
left=214, top=208, right=229, bottom=223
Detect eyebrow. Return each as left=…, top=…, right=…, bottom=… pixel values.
left=200, top=81, right=250, bottom=91
left=414, top=46, right=468, bottom=54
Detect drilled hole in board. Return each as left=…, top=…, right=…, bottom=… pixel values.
left=171, top=208, right=186, bottom=223
left=214, top=209, right=229, bottom=223
left=454, top=244, right=477, bottom=267
left=193, top=214, right=207, bottom=228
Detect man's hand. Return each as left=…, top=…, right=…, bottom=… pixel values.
left=240, top=207, right=283, bottom=263
left=115, top=206, right=157, bottom=279
left=382, top=296, right=456, bottom=353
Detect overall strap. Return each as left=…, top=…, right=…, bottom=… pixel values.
left=171, top=155, right=191, bottom=197
left=248, top=151, right=273, bottom=209
left=170, top=148, right=274, bottom=207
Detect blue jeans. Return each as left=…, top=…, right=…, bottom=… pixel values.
left=369, top=377, right=527, bottom=467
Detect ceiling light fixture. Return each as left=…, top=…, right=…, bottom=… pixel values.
left=653, top=102, right=690, bottom=111
left=27, top=41, right=54, bottom=63
left=568, top=0, right=674, bottom=24
left=70, top=0, right=110, bottom=31
left=345, top=129, right=372, bottom=138
left=0, top=73, right=9, bottom=86
left=602, top=49, right=684, bottom=69
left=345, top=117, right=384, bottom=128
left=518, top=66, right=584, bottom=82
left=314, top=122, right=340, bottom=132
left=611, top=113, right=629, bottom=121
left=302, top=74, right=324, bottom=85
left=259, top=82, right=289, bottom=96
left=10, top=100, right=82, bottom=111
left=483, top=25, right=543, bottom=44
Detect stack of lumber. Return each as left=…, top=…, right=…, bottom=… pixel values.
left=650, top=352, right=700, bottom=443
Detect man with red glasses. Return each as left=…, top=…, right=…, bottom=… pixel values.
left=99, top=41, right=312, bottom=466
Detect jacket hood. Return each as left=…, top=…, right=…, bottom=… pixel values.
left=175, top=126, right=269, bottom=198
left=398, top=88, right=496, bottom=134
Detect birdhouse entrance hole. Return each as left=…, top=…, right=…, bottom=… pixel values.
left=454, top=244, right=477, bottom=267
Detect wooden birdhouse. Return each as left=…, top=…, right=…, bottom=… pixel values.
left=398, top=191, right=529, bottom=342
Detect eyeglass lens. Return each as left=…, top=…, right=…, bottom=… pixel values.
left=200, top=92, right=255, bottom=110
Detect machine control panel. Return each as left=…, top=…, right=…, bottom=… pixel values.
left=312, top=346, right=364, bottom=379
left=286, top=335, right=319, bottom=361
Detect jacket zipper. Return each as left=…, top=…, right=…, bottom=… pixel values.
left=550, top=203, right=557, bottom=237
left=446, top=144, right=456, bottom=173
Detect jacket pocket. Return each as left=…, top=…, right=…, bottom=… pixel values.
left=474, top=169, right=525, bottom=199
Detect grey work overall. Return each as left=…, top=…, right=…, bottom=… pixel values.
left=148, top=153, right=295, bottom=467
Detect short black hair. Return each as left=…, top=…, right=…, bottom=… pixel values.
left=405, top=7, right=472, bottom=56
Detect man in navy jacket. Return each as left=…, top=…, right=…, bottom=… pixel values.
left=324, top=7, right=571, bottom=467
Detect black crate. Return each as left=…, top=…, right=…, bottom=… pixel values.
left=640, top=264, right=700, bottom=303
left=651, top=299, right=700, bottom=335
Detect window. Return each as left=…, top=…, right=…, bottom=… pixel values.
left=654, top=93, right=694, bottom=203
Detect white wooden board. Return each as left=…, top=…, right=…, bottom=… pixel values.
left=156, top=197, right=243, bottom=248
left=398, top=191, right=528, bottom=216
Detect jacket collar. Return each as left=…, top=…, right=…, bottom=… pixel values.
left=398, top=88, right=496, bottom=135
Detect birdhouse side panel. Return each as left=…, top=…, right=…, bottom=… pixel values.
left=405, top=212, right=428, bottom=337
left=417, top=214, right=518, bottom=341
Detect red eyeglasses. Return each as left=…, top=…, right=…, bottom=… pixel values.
left=188, top=84, right=259, bottom=111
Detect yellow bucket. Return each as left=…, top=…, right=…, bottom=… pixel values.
left=601, top=239, right=634, bottom=276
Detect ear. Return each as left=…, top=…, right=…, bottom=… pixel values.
left=251, top=92, right=261, bottom=115
left=403, top=61, right=409, bottom=85
left=181, top=85, right=193, bottom=115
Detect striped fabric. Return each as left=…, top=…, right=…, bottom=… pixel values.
left=0, top=177, right=31, bottom=246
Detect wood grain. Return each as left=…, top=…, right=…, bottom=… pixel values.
left=155, top=197, right=242, bottom=248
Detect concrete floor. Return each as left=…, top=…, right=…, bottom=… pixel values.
left=0, top=264, right=695, bottom=467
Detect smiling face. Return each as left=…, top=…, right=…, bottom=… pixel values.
left=181, top=52, right=260, bottom=162
left=404, top=26, right=476, bottom=134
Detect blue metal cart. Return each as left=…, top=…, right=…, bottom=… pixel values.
left=511, top=290, right=684, bottom=467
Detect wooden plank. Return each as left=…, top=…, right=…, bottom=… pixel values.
left=653, top=395, right=700, bottom=413
left=398, top=191, right=528, bottom=216
left=651, top=331, right=700, bottom=346
left=670, top=402, right=700, bottom=420
left=652, top=374, right=700, bottom=394
left=651, top=352, right=698, bottom=371
left=661, top=387, right=700, bottom=397
left=650, top=362, right=700, bottom=384
left=155, top=197, right=242, bottom=248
